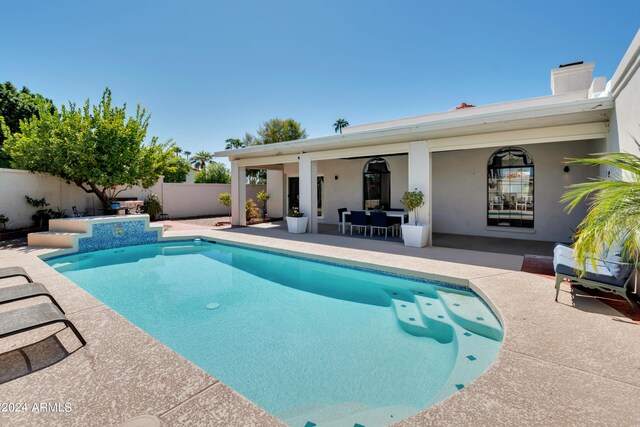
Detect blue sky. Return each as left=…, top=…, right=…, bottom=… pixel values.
left=3, top=1, right=639, bottom=162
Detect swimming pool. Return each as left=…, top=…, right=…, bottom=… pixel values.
left=47, top=240, right=502, bottom=426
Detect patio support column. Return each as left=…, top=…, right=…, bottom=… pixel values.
left=231, top=161, right=246, bottom=226
left=298, top=153, right=318, bottom=233
left=408, top=140, right=432, bottom=245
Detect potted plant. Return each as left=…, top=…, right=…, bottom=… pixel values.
left=256, top=190, right=271, bottom=219
left=0, top=214, right=8, bottom=231
left=286, top=208, right=308, bottom=234
left=400, top=189, right=430, bottom=247
left=25, top=196, right=53, bottom=228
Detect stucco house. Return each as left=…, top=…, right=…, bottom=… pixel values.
left=216, top=30, right=640, bottom=246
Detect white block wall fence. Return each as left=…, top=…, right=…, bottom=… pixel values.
left=0, top=168, right=265, bottom=230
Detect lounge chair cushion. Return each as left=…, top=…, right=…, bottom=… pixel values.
left=553, top=244, right=574, bottom=259
left=553, top=251, right=625, bottom=287
left=604, top=240, right=633, bottom=282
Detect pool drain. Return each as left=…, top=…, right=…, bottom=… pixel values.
left=206, top=302, right=220, bottom=310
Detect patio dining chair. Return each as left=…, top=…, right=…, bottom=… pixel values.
left=350, top=211, right=370, bottom=236
left=337, top=208, right=351, bottom=232
left=489, top=196, right=503, bottom=210
left=387, top=209, right=404, bottom=237
left=72, top=206, right=84, bottom=217
left=370, top=212, right=394, bottom=239
left=516, top=196, right=533, bottom=211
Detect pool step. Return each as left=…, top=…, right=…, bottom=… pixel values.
left=414, top=295, right=455, bottom=344
left=390, top=297, right=453, bottom=343
left=436, top=290, right=503, bottom=341
left=27, top=231, right=83, bottom=248
left=390, top=298, right=430, bottom=336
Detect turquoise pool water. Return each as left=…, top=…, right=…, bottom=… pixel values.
left=47, top=240, right=502, bottom=426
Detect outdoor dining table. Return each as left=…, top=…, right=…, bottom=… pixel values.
left=341, top=210, right=408, bottom=234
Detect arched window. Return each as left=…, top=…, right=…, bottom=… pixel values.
left=363, top=158, right=390, bottom=210
left=487, top=147, right=534, bottom=228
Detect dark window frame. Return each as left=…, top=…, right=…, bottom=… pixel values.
left=487, top=147, right=534, bottom=229
left=363, top=158, right=391, bottom=210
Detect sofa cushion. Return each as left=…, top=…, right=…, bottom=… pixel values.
left=553, top=244, right=574, bottom=259
left=553, top=253, right=625, bottom=287
left=604, top=240, right=633, bottom=281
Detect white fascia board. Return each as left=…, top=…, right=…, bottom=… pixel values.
left=611, top=29, right=640, bottom=97
left=215, top=97, right=613, bottom=160
left=429, top=122, right=608, bottom=152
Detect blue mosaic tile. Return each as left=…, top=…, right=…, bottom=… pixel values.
left=78, top=221, right=158, bottom=253
left=466, top=355, right=477, bottom=361
left=463, top=332, right=472, bottom=337
left=304, top=422, right=316, bottom=427
left=455, top=384, right=465, bottom=390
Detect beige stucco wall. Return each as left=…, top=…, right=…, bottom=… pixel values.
left=0, top=168, right=264, bottom=229
left=162, top=183, right=264, bottom=218
left=0, top=169, right=102, bottom=229
left=282, top=155, right=408, bottom=224
left=431, top=139, right=605, bottom=242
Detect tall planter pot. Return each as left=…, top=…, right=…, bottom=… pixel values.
left=401, top=224, right=430, bottom=247
left=286, top=216, right=308, bottom=234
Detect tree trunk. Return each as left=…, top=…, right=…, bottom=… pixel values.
left=74, top=182, right=111, bottom=210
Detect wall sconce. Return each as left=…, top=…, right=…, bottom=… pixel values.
left=334, top=175, right=339, bottom=180
left=563, top=165, right=570, bottom=173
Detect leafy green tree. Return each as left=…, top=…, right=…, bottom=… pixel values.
left=225, top=138, right=243, bottom=150
left=194, top=161, right=231, bottom=183
left=334, top=118, right=349, bottom=134
left=163, top=155, right=192, bottom=183
left=190, top=150, right=214, bottom=170
left=561, top=146, right=640, bottom=270
left=257, top=118, right=307, bottom=144
left=0, top=82, right=55, bottom=168
left=242, top=132, right=259, bottom=146
left=184, top=150, right=191, bottom=161
left=5, top=88, right=172, bottom=208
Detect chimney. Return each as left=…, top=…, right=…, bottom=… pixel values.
left=550, top=61, right=594, bottom=96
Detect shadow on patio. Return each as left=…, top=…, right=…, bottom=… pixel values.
left=210, top=220, right=530, bottom=272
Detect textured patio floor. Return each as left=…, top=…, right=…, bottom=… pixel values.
left=0, top=225, right=639, bottom=426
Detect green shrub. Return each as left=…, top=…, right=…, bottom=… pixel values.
left=246, top=199, right=260, bottom=221
left=144, top=193, right=163, bottom=220
left=287, top=208, right=304, bottom=218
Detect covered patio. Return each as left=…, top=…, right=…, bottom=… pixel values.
left=218, top=92, right=611, bottom=248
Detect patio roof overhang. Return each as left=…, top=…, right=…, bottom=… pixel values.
left=215, top=96, right=613, bottom=164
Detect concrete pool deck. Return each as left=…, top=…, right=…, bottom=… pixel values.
left=0, top=226, right=639, bottom=426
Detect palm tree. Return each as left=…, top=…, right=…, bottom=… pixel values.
left=184, top=150, right=191, bottom=161
left=190, top=151, right=214, bottom=171
left=561, top=145, right=640, bottom=271
left=334, top=118, right=349, bottom=134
